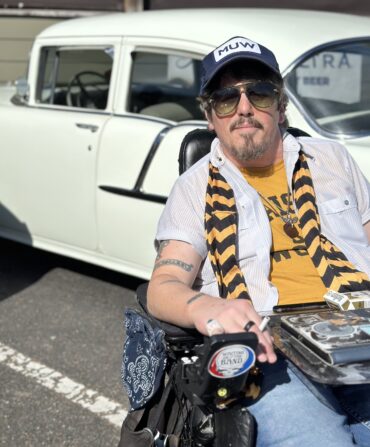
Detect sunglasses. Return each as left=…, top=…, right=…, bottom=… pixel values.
left=208, top=81, right=280, bottom=116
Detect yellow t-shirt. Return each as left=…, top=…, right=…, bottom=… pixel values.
left=240, top=160, right=327, bottom=305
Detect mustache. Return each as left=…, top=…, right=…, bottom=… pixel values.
left=230, top=117, right=263, bottom=131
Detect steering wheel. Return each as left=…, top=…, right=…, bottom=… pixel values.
left=66, top=71, right=108, bottom=108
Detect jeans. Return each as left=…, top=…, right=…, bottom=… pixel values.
left=247, top=355, right=370, bottom=447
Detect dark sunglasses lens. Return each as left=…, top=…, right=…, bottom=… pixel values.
left=210, top=82, right=279, bottom=115
left=211, top=87, right=240, bottom=115
left=247, top=82, right=278, bottom=108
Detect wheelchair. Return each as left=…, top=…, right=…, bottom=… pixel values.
left=119, top=127, right=370, bottom=447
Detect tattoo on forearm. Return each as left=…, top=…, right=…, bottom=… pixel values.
left=160, top=279, right=185, bottom=286
left=154, top=259, right=194, bottom=272
left=156, top=240, right=170, bottom=261
left=187, top=293, right=205, bottom=305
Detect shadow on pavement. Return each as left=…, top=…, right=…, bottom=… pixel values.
left=0, top=237, right=146, bottom=302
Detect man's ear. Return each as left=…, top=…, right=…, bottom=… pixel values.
left=278, top=107, right=286, bottom=125
left=206, top=110, right=215, bottom=131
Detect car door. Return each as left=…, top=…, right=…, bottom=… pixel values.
left=96, top=39, right=208, bottom=278
left=0, top=37, right=120, bottom=252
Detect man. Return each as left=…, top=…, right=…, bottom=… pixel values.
left=147, top=36, right=370, bottom=446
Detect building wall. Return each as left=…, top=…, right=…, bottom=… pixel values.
left=149, top=0, right=370, bottom=15
left=0, top=17, right=62, bottom=83
left=0, top=1, right=121, bottom=10
left=1, top=0, right=368, bottom=15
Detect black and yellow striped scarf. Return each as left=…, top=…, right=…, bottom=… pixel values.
left=205, top=152, right=370, bottom=300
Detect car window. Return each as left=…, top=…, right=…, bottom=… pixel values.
left=36, top=46, right=114, bottom=110
left=128, top=51, right=203, bottom=121
left=285, top=39, right=370, bottom=136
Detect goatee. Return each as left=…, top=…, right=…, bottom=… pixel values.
left=229, top=117, right=270, bottom=162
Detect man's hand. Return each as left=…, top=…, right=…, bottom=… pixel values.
left=189, top=295, right=277, bottom=364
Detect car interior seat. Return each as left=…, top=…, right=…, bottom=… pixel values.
left=140, top=102, right=194, bottom=122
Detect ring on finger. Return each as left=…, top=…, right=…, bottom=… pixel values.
left=244, top=320, right=256, bottom=332
left=206, top=319, right=224, bottom=336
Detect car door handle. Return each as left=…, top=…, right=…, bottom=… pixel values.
left=75, top=123, right=99, bottom=133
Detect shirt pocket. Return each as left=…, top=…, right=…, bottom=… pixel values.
left=318, top=194, right=367, bottom=244
left=318, top=195, right=357, bottom=214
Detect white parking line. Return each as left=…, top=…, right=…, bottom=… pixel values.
left=0, top=341, right=127, bottom=428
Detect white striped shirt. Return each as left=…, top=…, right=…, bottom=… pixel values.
left=156, top=133, right=370, bottom=312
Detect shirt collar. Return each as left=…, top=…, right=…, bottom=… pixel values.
left=282, top=131, right=301, bottom=153
left=210, top=137, right=226, bottom=167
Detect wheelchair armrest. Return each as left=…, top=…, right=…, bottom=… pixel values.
left=136, top=282, right=150, bottom=313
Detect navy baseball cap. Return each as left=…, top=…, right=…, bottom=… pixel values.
left=200, top=36, right=282, bottom=95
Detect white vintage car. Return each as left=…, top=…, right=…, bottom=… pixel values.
left=0, top=9, right=369, bottom=279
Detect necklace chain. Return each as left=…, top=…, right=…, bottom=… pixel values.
left=257, top=187, right=299, bottom=237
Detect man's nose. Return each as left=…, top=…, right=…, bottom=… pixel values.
left=237, top=92, right=253, bottom=115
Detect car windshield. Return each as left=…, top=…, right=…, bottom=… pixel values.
left=285, top=39, right=370, bottom=137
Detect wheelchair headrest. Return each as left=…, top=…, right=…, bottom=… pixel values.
left=178, top=129, right=215, bottom=175
left=178, top=127, right=311, bottom=175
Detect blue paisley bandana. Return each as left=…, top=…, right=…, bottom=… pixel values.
left=121, top=309, right=167, bottom=410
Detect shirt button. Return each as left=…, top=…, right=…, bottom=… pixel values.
left=344, top=200, right=349, bottom=205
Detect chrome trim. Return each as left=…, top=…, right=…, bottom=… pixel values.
left=134, top=126, right=172, bottom=190
left=98, top=121, right=207, bottom=202
left=26, top=104, right=112, bottom=116
left=99, top=126, right=172, bottom=204
left=112, top=111, right=206, bottom=126
left=99, top=186, right=167, bottom=204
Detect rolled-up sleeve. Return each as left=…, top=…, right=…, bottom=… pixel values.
left=155, top=175, right=208, bottom=259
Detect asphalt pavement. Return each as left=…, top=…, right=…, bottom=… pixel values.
left=0, top=238, right=145, bottom=446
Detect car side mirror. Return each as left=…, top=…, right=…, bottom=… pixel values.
left=13, top=77, right=29, bottom=104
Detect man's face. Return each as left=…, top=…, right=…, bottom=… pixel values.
left=207, top=68, right=285, bottom=167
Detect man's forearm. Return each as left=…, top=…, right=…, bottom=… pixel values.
left=147, top=273, right=210, bottom=327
